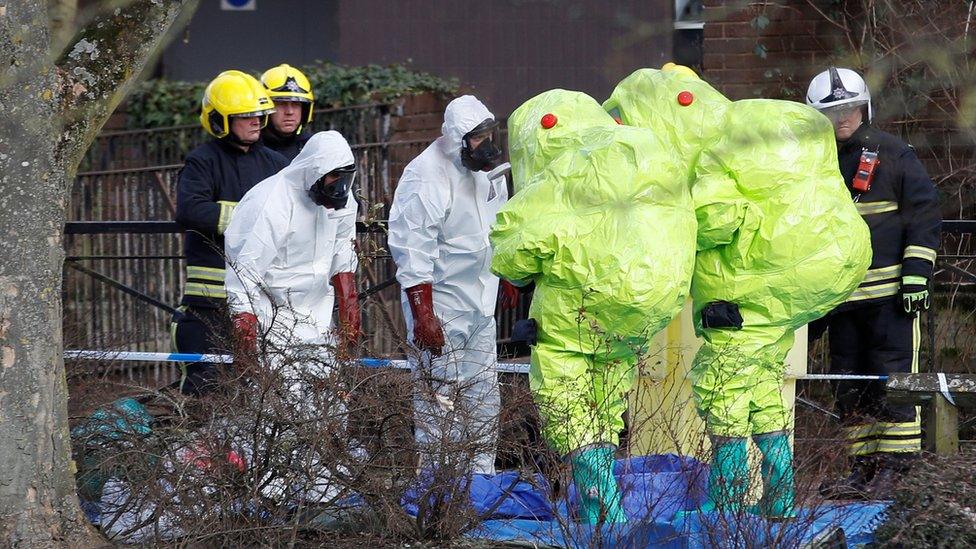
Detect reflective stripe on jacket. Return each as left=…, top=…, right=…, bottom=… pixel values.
left=175, top=139, right=288, bottom=308
left=837, top=124, right=941, bottom=307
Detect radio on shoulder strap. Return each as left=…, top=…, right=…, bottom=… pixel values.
left=853, top=148, right=880, bottom=193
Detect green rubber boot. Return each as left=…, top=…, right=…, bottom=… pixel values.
left=705, top=436, right=750, bottom=512
left=570, top=446, right=627, bottom=524
left=750, top=431, right=797, bottom=520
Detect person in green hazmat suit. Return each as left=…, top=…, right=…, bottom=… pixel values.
left=490, top=90, right=697, bottom=523
left=604, top=64, right=872, bottom=519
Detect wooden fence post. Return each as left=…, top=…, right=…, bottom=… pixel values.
left=926, top=393, right=959, bottom=455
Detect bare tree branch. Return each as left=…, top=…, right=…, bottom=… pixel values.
left=56, top=0, right=201, bottom=174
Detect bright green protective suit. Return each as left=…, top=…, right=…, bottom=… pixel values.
left=490, top=90, right=697, bottom=455
left=605, top=68, right=872, bottom=438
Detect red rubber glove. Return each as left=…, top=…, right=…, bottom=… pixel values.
left=178, top=441, right=247, bottom=473
left=499, top=279, right=520, bottom=311
left=331, top=272, right=362, bottom=349
left=405, top=283, right=444, bottom=356
left=232, top=312, right=258, bottom=355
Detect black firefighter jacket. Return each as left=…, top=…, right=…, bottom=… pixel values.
left=260, top=127, right=312, bottom=162
left=175, top=139, right=288, bottom=309
left=836, top=123, right=941, bottom=310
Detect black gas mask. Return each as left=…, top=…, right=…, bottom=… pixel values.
left=460, top=118, right=502, bottom=172
left=307, top=164, right=356, bottom=209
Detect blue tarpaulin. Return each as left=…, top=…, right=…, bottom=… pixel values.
left=85, top=449, right=889, bottom=546
left=403, top=455, right=709, bottom=524
left=419, top=455, right=890, bottom=548
left=403, top=469, right=556, bottom=521
left=469, top=501, right=887, bottom=548
left=564, top=454, right=709, bottom=523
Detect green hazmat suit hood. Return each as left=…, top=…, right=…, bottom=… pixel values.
left=507, top=89, right=614, bottom=193
left=605, top=66, right=871, bottom=337
left=603, top=65, right=730, bottom=181
left=492, top=88, right=697, bottom=353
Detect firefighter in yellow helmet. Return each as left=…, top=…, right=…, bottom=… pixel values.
left=260, top=64, right=315, bottom=161
left=172, top=70, right=288, bottom=395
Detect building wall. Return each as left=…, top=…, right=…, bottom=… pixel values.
left=700, top=1, right=844, bottom=101
left=337, top=0, right=673, bottom=115
left=155, top=1, right=673, bottom=116
left=159, top=0, right=340, bottom=82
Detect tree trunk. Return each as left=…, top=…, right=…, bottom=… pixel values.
left=0, top=47, right=100, bottom=549
left=0, top=1, right=197, bottom=544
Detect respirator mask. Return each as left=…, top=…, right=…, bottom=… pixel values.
left=308, top=164, right=356, bottom=209
left=460, top=118, right=502, bottom=172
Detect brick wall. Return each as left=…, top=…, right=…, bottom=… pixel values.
left=386, top=92, right=452, bottom=201
left=389, top=93, right=452, bottom=143
left=700, top=1, right=976, bottom=222
left=337, top=0, right=673, bottom=117
left=701, top=1, right=846, bottom=101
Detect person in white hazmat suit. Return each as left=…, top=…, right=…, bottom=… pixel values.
left=224, top=130, right=361, bottom=502
left=388, top=95, right=519, bottom=475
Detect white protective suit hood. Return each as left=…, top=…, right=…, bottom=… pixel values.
left=282, top=130, right=356, bottom=194
left=439, top=95, right=495, bottom=168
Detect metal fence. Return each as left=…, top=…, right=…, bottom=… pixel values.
left=65, top=166, right=183, bottom=358
left=64, top=102, right=526, bottom=384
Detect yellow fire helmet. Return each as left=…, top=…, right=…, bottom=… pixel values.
left=260, top=63, right=315, bottom=127
left=199, top=70, right=275, bottom=139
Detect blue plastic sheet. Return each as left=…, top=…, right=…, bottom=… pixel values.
left=403, top=469, right=555, bottom=521
left=565, top=454, right=708, bottom=523
left=82, top=451, right=889, bottom=546
left=402, top=454, right=708, bottom=524
left=470, top=501, right=888, bottom=548
left=458, top=455, right=888, bottom=548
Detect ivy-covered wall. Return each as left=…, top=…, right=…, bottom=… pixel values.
left=123, top=62, right=459, bottom=129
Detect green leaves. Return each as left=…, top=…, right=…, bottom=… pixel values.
left=305, top=61, right=459, bottom=108
left=125, top=63, right=460, bottom=129
left=126, top=79, right=206, bottom=128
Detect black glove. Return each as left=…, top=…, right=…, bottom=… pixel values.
left=511, top=318, right=538, bottom=346
left=701, top=301, right=743, bottom=330
left=900, top=275, right=930, bottom=314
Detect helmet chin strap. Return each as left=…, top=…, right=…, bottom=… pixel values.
left=223, top=130, right=258, bottom=149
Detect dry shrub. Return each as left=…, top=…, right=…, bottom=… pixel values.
left=874, top=451, right=976, bottom=548
left=66, top=286, right=897, bottom=547
left=69, top=311, right=550, bottom=545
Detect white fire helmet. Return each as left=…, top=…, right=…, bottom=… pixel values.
left=806, top=67, right=872, bottom=122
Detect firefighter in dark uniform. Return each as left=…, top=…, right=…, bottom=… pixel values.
left=806, top=67, right=941, bottom=497
left=259, top=64, right=315, bottom=161
left=172, top=70, right=288, bottom=395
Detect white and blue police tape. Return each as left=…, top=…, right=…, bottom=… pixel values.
left=65, top=350, right=234, bottom=364
left=64, top=350, right=529, bottom=374
left=63, top=350, right=888, bottom=380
